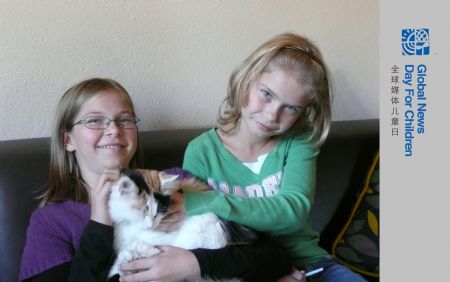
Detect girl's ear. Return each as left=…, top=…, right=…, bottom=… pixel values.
left=64, top=132, right=76, bottom=152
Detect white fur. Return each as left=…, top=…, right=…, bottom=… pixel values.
left=108, top=173, right=229, bottom=279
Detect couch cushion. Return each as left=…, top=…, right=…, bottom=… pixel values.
left=331, top=151, right=379, bottom=278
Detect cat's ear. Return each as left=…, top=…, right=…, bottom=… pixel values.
left=118, top=177, right=135, bottom=196
left=159, top=171, right=179, bottom=185
left=158, top=172, right=179, bottom=195
left=64, top=132, right=76, bottom=152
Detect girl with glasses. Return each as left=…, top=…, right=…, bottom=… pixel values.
left=19, top=77, right=291, bottom=282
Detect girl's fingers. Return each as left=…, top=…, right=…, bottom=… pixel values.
left=120, top=270, right=154, bottom=282
left=290, top=269, right=306, bottom=281
left=100, top=170, right=121, bottom=185
left=119, top=246, right=200, bottom=282
left=92, top=170, right=120, bottom=194
left=90, top=170, right=121, bottom=225
left=120, top=257, right=154, bottom=272
left=278, top=268, right=306, bottom=282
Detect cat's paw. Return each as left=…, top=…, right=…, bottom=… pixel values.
left=131, top=240, right=160, bottom=258
left=117, top=250, right=134, bottom=263
left=108, top=262, right=121, bottom=278
left=140, top=245, right=160, bottom=257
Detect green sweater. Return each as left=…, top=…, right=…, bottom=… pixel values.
left=182, top=128, right=329, bottom=267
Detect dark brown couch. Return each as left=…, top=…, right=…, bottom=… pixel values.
left=0, top=119, right=379, bottom=281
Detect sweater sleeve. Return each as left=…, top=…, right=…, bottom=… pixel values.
left=191, top=234, right=292, bottom=282
left=69, top=220, right=116, bottom=281
left=182, top=135, right=318, bottom=235
left=28, top=261, right=118, bottom=282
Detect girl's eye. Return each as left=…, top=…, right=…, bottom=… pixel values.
left=86, top=117, right=104, bottom=125
left=118, top=117, right=133, bottom=125
left=118, top=116, right=133, bottom=122
left=260, top=89, right=272, bottom=100
left=284, top=105, right=302, bottom=114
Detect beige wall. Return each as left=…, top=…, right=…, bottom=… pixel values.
left=0, top=0, right=378, bottom=141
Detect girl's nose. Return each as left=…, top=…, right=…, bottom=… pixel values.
left=264, top=105, right=280, bottom=122
left=105, top=120, right=122, bottom=135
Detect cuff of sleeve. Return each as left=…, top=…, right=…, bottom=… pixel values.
left=191, top=248, right=210, bottom=278
left=85, top=220, right=114, bottom=234
left=82, top=220, right=115, bottom=249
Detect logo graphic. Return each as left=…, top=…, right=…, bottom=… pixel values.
left=402, top=28, right=430, bottom=56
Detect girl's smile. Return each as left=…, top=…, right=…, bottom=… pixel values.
left=96, top=143, right=128, bottom=150
left=256, top=120, right=277, bottom=132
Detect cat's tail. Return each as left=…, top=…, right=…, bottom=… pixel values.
left=219, top=220, right=259, bottom=245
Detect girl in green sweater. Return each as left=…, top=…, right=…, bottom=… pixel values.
left=122, top=32, right=367, bottom=282
left=181, top=32, right=366, bottom=282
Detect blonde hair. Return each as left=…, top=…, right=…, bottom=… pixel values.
left=219, top=32, right=332, bottom=147
left=39, top=78, right=142, bottom=206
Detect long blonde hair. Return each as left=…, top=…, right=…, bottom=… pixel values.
left=39, top=78, right=142, bottom=206
left=219, top=32, right=332, bottom=147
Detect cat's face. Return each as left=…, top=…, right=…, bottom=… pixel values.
left=109, top=171, right=171, bottom=229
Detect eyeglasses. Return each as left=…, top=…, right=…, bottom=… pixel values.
left=73, top=116, right=140, bottom=130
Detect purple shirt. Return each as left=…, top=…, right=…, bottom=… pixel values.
left=19, top=200, right=90, bottom=281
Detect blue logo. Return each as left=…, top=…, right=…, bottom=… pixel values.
left=402, top=28, right=430, bottom=56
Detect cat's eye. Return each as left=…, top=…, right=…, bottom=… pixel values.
left=122, top=180, right=130, bottom=189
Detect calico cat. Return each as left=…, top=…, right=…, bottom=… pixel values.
left=108, top=170, right=257, bottom=280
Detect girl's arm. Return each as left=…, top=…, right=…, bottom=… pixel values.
left=192, top=233, right=292, bottom=281
left=26, top=262, right=70, bottom=282
left=23, top=172, right=119, bottom=282
left=24, top=220, right=117, bottom=282
left=69, top=220, right=117, bottom=281
left=182, top=137, right=317, bottom=235
left=119, top=235, right=292, bottom=282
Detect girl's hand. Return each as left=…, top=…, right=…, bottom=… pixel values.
left=119, top=245, right=200, bottom=282
left=90, top=170, right=120, bottom=226
left=278, top=267, right=306, bottom=282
